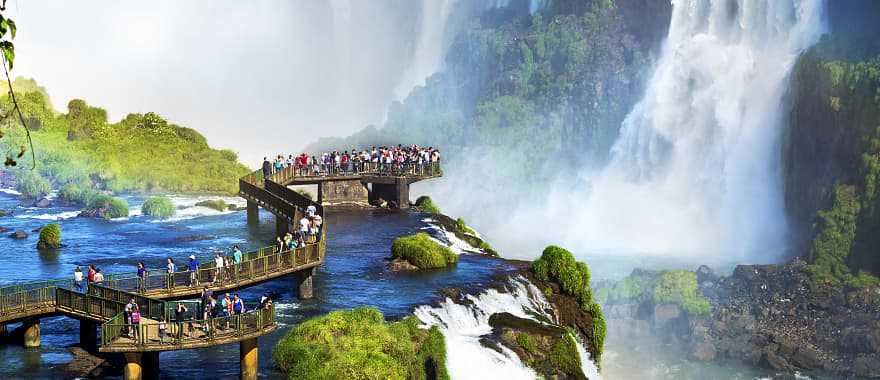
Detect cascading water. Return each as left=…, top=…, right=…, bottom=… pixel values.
left=414, top=276, right=602, bottom=380
left=392, top=0, right=459, bottom=100
left=561, top=0, right=825, bottom=260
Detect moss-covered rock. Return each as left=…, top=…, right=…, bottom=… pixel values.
left=195, top=199, right=228, bottom=212
left=414, top=195, right=441, bottom=214
left=80, top=195, right=128, bottom=219
left=652, top=270, right=710, bottom=315
left=273, top=307, right=448, bottom=380
left=141, top=196, right=176, bottom=219
left=430, top=213, right=500, bottom=257
left=485, top=312, right=587, bottom=380
left=37, top=223, right=61, bottom=249
left=391, top=233, right=458, bottom=269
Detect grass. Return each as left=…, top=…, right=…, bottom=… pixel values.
left=652, top=270, right=710, bottom=315
left=516, top=333, right=538, bottom=355
left=455, top=217, right=476, bottom=235
left=84, top=194, right=129, bottom=219
left=273, top=307, right=448, bottom=380
left=141, top=196, right=176, bottom=219
left=58, top=183, right=101, bottom=206
left=194, top=199, right=228, bottom=212
left=414, top=196, right=441, bottom=214
left=14, top=169, right=51, bottom=199
left=547, top=334, right=583, bottom=377
left=37, top=224, right=61, bottom=250
left=391, top=233, right=458, bottom=269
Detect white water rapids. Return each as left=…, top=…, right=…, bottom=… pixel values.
left=414, top=276, right=602, bottom=380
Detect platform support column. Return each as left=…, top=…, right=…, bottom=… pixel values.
left=240, top=337, right=258, bottom=380
left=143, top=352, right=159, bottom=380
left=275, top=216, right=289, bottom=237
left=246, top=201, right=259, bottom=225
left=80, top=320, right=97, bottom=353
left=22, top=318, right=40, bottom=348
left=396, top=178, right=410, bottom=209
left=297, top=268, right=314, bottom=300
left=123, top=352, right=143, bottom=380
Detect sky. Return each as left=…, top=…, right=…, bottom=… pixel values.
left=5, top=0, right=428, bottom=166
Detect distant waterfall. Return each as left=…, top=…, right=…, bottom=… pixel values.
left=393, top=0, right=458, bottom=100
left=414, top=277, right=602, bottom=380
left=567, top=0, right=825, bottom=259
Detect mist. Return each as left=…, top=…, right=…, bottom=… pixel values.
left=5, top=0, right=461, bottom=166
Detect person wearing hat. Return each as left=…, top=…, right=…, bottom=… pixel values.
left=188, top=255, right=199, bottom=287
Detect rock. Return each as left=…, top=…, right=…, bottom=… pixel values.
left=62, top=347, right=107, bottom=378
left=653, top=303, right=682, bottom=327
left=854, top=355, right=880, bottom=378
left=0, top=227, right=9, bottom=233
left=488, top=312, right=567, bottom=338
left=387, top=258, right=420, bottom=272
left=8, top=230, right=27, bottom=239
left=696, top=265, right=717, bottom=283
left=0, top=210, right=8, bottom=217
left=78, top=207, right=109, bottom=219
left=31, top=197, right=51, bottom=208
left=765, top=348, right=795, bottom=372
left=692, top=340, right=717, bottom=361
left=175, top=234, right=214, bottom=242
left=790, top=345, right=822, bottom=369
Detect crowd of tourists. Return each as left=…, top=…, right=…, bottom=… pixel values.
left=262, top=144, right=441, bottom=178
left=276, top=204, right=323, bottom=251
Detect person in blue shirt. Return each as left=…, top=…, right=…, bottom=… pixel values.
left=188, top=255, right=199, bottom=287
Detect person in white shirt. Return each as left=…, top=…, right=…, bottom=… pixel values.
left=299, top=216, right=310, bottom=239
left=213, top=253, right=224, bottom=284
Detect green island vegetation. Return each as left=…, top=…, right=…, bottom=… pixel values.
left=391, top=232, right=458, bottom=269
left=141, top=196, right=176, bottom=219
left=792, top=38, right=880, bottom=287
left=194, top=199, right=229, bottom=212
left=595, top=269, right=710, bottom=315
left=273, top=307, right=448, bottom=380
left=83, top=194, right=129, bottom=219
left=414, top=195, right=441, bottom=214
left=531, top=245, right=606, bottom=364
left=36, top=223, right=60, bottom=250
left=0, top=78, right=249, bottom=198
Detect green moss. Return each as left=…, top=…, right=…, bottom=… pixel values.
left=547, top=334, right=584, bottom=377
left=391, top=233, right=458, bottom=269
left=273, top=307, right=448, bottom=380
left=586, top=302, right=606, bottom=364
left=516, top=333, right=538, bottom=355
left=455, top=217, right=476, bottom=235
left=195, top=199, right=228, bottom=212
left=806, top=185, right=863, bottom=285
left=15, top=170, right=51, bottom=199
left=85, top=194, right=129, bottom=219
left=652, top=270, right=710, bottom=315
left=141, top=196, right=176, bottom=219
left=414, top=196, right=441, bottom=214
left=37, top=224, right=61, bottom=250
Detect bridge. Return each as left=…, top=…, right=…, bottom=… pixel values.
left=0, top=158, right=441, bottom=380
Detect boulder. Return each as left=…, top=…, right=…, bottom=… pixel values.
left=764, top=348, right=795, bottom=372
left=790, top=345, right=822, bottom=369
left=388, top=258, right=420, bottom=272
left=854, top=355, right=880, bottom=378
left=32, top=197, right=51, bottom=208
left=692, top=340, right=717, bottom=361
left=653, top=303, right=682, bottom=327
left=62, top=346, right=108, bottom=378
left=0, top=227, right=9, bottom=233
left=8, top=230, right=27, bottom=239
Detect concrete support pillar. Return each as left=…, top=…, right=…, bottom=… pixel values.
left=80, top=320, right=98, bottom=353
left=395, top=178, right=410, bottom=209
left=240, top=337, right=259, bottom=380
left=143, top=352, right=159, bottom=380
left=22, top=318, right=40, bottom=348
left=275, top=216, right=289, bottom=237
left=123, top=352, right=143, bottom=380
left=246, top=201, right=259, bottom=225
left=297, top=268, right=314, bottom=300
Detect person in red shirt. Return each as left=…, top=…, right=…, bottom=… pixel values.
left=87, top=265, right=96, bottom=283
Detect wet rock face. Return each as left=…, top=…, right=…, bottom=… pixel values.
left=484, top=312, right=587, bottom=380
left=387, top=258, right=420, bottom=272
left=8, top=230, right=27, bottom=239
left=32, top=197, right=51, bottom=208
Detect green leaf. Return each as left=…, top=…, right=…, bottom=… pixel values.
left=0, top=17, right=7, bottom=38
left=7, top=19, right=16, bottom=39
left=0, top=41, right=14, bottom=70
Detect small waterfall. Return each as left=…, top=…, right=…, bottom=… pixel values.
left=392, top=0, right=459, bottom=100
left=414, top=276, right=602, bottom=380
left=565, top=0, right=825, bottom=259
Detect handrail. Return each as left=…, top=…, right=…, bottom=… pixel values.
left=265, top=161, right=442, bottom=183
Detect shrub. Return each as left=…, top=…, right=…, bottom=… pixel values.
left=652, top=270, right=710, bottom=315
left=15, top=170, right=51, bottom=199
left=141, top=196, right=176, bottom=219
left=531, top=246, right=592, bottom=306
left=195, top=199, right=228, bottom=212
left=58, top=184, right=101, bottom=206
left=455, top=217, right=476, bottom=235
left=547, top=334, right=583, bottom=377
left=37, top=224, right=61, bottom=249
left=414, top=196, right=440, bottom=214
left=391, top=233, right=458, bottom=269
left=273, top=307, right=448, bottom=380
left=86, top=194, right=129, bottom=219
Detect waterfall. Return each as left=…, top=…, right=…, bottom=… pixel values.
left=414, top=276, right=602, bottom=380
left=563, top=0, right=825, bottom=259
left=392, top=0, right=459, bottom=100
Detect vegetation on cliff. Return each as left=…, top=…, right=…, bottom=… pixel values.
left=595, top=268, right=710, bottom=315
left=194, top=199, right=229, bottom=212
left=0, top=78, right=249, bottom=195
left=273, top=307, right=448, bottom=380
left=36, top=223, right=60, bottom=250
left=414, top=195, right=440, bottom=214
left=531, top=245, right=605, bottom=364
left=141, top=196, right=175, bottom=219
left=391, top=233, right=458, bottom=269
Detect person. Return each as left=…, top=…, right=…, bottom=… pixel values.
left=204, top=296, right=217, bottom=336
left=137, top=262, right=147, bottom=293
left=262, top=157, right=272, bottom=179
left=233, top=294, right=245, bottom=315
left=131, top=304, right=141, bottom=341
left=307, top=204, right=317, bottom=217
left=166, top=258, right=176, bottom=289
left=232, top=245, right=243, bottom=266
left=223, top=293, right=234, bottom=329
left=87, top=265, right=96, bottom=284
left=124, top=299, right=135, bottom=337
left=158, top=317, right=168, bottom=343
left=188, top=255, right=199, bottom=287
left=313, top=213, right=323, bottom=241
left=275, top=236, right=284, bottom=253
left=174, top=303, right=188, bottom=341
left=213, top=253, right=224, bottom=284
left=299, top=215, right=309, bottom=243
left=260, top=292, right=271, bottom=308
left=200, top=285, right=213, bottom=321
left=74, top=266, right=84, bottom=293
left=94, top=268, right=104, bottom=284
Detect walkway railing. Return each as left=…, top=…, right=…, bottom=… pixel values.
left=266, top=161, right=442, bottom=184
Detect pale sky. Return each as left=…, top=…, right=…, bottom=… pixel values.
left=5, top=1, right=429, bottom=166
